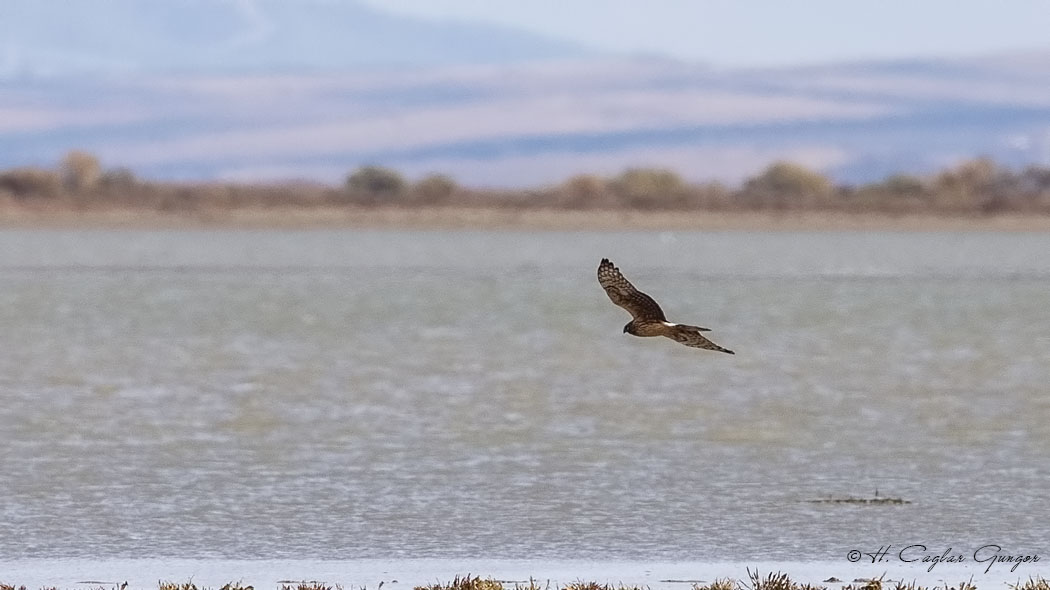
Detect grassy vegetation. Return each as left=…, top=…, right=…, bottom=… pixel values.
left=2, top=574, right=1048, bottom=590
left=418, top=576, right=516, bottom=590
left=704, top=571, right=974, bottom=590
left=3, top=152, right=1050, bottom=216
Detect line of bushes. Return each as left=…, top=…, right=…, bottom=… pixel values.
left=3, top=151, right=1050, bottom=214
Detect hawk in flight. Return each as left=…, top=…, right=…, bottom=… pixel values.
left=598, top=258, right=734, bottom=354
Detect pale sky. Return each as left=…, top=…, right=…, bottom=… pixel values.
left=361, top=0, right=1050, bottom=67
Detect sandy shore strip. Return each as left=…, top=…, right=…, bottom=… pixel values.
left=2, top=206, right=1050, bottom=231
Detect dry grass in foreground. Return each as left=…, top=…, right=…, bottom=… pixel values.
left=3, top=573, right=1049, bottom=590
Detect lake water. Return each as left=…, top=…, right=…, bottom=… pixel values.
left=1, top=229, right=1048, bottom=584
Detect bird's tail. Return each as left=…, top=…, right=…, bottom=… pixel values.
left=670, top=325, right=735, bottom=354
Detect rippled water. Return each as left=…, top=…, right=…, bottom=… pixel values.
left=1, top=229, right=1048, bottom=561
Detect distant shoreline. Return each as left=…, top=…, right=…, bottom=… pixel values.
left=3, top=206, right=1050, bottom=231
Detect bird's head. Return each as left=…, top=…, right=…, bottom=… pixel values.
left=623, top=322, right=635, bottom=335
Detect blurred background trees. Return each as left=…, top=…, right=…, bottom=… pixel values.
left=345, top=165, right=406, bottom=204
left=411, top=173, right=458, bottom=205
left=2, top=151, right=1050, bottom=214
left=739, top=161, right=834, bottom=209
left=60, top=150, right=102, bottom=193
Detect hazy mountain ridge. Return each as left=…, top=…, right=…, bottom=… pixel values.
left=2, top=7, right=1050, bottom=187
left=0, top=0, right=587, bottom=76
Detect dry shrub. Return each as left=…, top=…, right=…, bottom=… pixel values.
left=279, top=583, right=341, bottom=590
left=556, top=173, right=615, bottom=208
left=1010, top=578, right=1050, bottom=590
left=410, top=173, right=458, bottom=205
left=60, top=150, right=103, bottom=193
left=416, top=575, right=504, bottom=590
left=740, top=161, right=833, bottom=209
left=346, top=165, right=406, bottom=204
left=0, top=167, right=62, bottom=198
left=694, top=579, right=737, bottom=590
left=560, top=583, right=646, bottom=590
left=159, top=582, right=200, bottom=590
left=610, top=167, right=687, bottom=208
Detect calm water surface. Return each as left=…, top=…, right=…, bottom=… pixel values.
left=1, top=229, right=1048, bottom=562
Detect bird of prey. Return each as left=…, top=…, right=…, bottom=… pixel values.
left=597, top=258, right=734, bottom=354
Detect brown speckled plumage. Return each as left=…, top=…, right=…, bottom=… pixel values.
left=597, top=258, right=734, bottom=354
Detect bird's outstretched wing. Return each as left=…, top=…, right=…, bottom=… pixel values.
left=597, top=258, right=666, bottom=321
left=669, top=326, right=735, bottom=354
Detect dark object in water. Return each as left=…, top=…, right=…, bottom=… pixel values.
left=808, top=496, right=910, bottom=505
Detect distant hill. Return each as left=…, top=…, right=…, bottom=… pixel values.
left=0, top=0, right=587, bottom=76
left=2, top=24, right=1050, bottom=187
